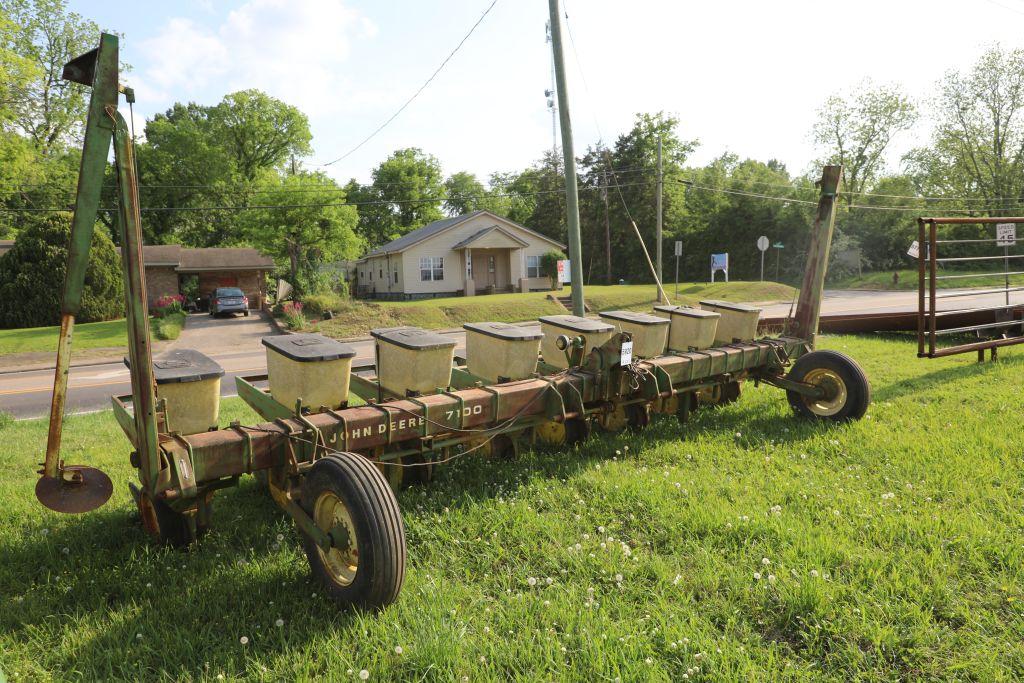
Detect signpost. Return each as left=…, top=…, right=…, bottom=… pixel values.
left=674, top=240, right=682, bottom=296
left=773, top=241, right=784, bottom=281
left=710, top=253, right=728, bottom=282
left=757, top=235, right=770, bottom=281
left=996, top=223, right=1016, bottom=305
left=557, top=259, right=571, bottom=285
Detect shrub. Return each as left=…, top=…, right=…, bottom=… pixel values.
left=281, top=301, right=306, bottom=330
left=153, top=294, right=185, bottom=318
left=154, top=311, right=185, bottom=340
left=540, top=249, right=567, bottom=290
left=301, top=293, right=343, bottom=318
left=0, top=213, right=124, bottom=328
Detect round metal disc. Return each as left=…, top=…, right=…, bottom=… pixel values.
left=35, top=466, right=113, bottom=514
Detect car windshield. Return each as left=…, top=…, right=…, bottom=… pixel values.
left=216, top=288, right=244, bottom=297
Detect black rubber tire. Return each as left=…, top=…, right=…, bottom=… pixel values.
left=786, top=350, right=870, bottom=422
left=300, top=452, right=406, bottom=610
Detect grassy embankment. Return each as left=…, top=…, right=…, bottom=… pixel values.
left=835, top=269, right=1024, bottom=291
left=311, top=281, right=796, bottom=339
left=0, top=316, right=181, bottom=358
left=1, top=334, right=1022, bottom=680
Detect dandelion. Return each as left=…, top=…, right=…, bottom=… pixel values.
left=479, top=656, right=486, bottom=663
left=753, top=572, right=762, bottom=580
left=767, top=574, right=776, bottom=583
left=810, top=569, right=819, bottom=578
left=240, top=636, right=249, bottom=645
left=543, top=600, right=551, bottom=607
left=645, top=657, right=653, bottom=664
left=276, top=533, right=284, bottom=541
left=545, top=577, right=553, bottom=585
left=394, top=645, right=403, bottom=655
left=615, top=573, right=623, bottom=583
left=275, top=618, right=284, bottom=627
left=359, top=670, right=370, bottom=680
left=527, top=577, right=537, bottom=586
left=761, top=557, right=770, bottom=566
left=62, top=547, right=69, bottom=554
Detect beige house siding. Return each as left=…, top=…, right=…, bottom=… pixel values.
left=357, top=212, right=564, bottom=299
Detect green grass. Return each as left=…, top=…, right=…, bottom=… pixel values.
left=313, top=282, right=795, bottom=339
left=0, top=317, right=167, bottom=357
left=835, top=269, right=1024, bottom=291
left=1, top=334, right=1022, bottom=680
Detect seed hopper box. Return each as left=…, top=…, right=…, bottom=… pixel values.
left=538, top=315, right=615, bottom=368
left=597, top=310, right=670, bottom=358
left=699, top=300, right=761, bottom=344
left=654, top=305, right=721, bottom=351
left=371, top=326, right=457, bottom=396
left=262, top=333, right=356, bottom=410
left=125, top=349, right=224, bottom=435
left=463, top=322, right=543, bottom=383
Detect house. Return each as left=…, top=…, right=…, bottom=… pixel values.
left=356, top=211, right=566, bottom=300
left=138, top=245, right=274, bottom=309
left=1, top=238, right=274, bottom=308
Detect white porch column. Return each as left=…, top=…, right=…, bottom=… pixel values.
left=464, top=248, right=475, bottom=296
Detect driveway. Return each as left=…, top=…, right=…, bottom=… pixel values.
left=168, top=310, right=281, bottom=355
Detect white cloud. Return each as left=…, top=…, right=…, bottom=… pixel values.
left=137, top=0, right=369, bottom=117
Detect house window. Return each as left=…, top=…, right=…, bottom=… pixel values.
left=394, top=270, right=399, bottom=284
left=369, top=269, right=373, bottom=281
left=488, top=255, right=495, bottom=273
left=420, top=256, right=444, bottom=281
left=379, top=268, right=383, bottom=279
left=526, top=255, right=541, bottom=278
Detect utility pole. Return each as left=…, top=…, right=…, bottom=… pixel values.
left=548, top=0, right=585, bottom=316
left=793, top=166, right=843, bottom=349
left=655, top=135, right=663, bottom=285
left=602, top=169, right=611, bottom=284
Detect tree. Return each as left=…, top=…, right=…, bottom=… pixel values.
left=1, top=0, right=101, bottom=152
left=351, top=148, right=446, bottom=248
left=540, top=249, right=565, bottom=289
left=812, top=81, right=917, bottom=197
left=0, top=212, right=123, bottom=327
left=443, top=171, right=486, bottom=215
left=245, top=171, right=361, bottom=296
left=209, top=90, right=311, bottom=181
left=0, top=11, right=36, bottom=124
left=907, top=45, right=1024, bottom=216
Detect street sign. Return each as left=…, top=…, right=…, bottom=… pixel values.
left=674, top=240, right=682, bottom=257
left=996, top=223, right=1016, bottom=247
left=710, top=253, right=728, bottom=282
left=557, top=259, right=570, bottom=284
left=757, top=235, right=770, bottom=252
left=907, top=240, right=920, bottom=259
left=773, top=242, right=784, bottom=249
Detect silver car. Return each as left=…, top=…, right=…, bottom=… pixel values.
left=209, top=287, right=250, bottom=317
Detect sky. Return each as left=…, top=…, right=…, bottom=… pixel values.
left=68, top=0, right=1024, bottom=186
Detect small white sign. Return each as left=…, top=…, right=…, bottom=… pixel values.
left=557, top=259, right=570, bottom=284
left=907, top=240, right=920, bottom=258
left=757, top=235, right=770, bottom=252
left=996, top=223, right=1017, bottom=247
left=674, top=240, right=682, bottom=257
left=619, top=340, right=633, bottom=366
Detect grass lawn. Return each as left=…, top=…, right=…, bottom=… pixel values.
left=834, top=268, right=1024, bottom=291
left=0, top=317, right=167, bottom=357
left=313, top=281, right=796, bottom=339
left=2, top=334, right=1023, bottom=680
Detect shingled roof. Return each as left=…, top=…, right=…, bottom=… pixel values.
left=176, top=247, right=274, bottom=272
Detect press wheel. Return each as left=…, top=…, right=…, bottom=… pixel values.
left=786, top=350, right=870, bottom=422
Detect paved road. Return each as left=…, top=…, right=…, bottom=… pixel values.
left=4, top=287, right=1023, bottom=419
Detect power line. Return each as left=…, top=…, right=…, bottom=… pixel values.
left=0, top=179, right=660, bottom=213
left=316, top=0, right=499, bottom=168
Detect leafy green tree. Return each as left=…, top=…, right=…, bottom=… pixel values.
left=812, top=81, right=917, bottom=198
left=351, top=148, right=445, bottom=248
left=0, top=0, right=101, bottom=152
left=0, top=212, right=123, bottom=327
left=245, top=172, right=361, bottom=296
left=541, top=249, right=566, bottom=289
left=209, top=90, right=311, bottom=181
left=0, top=11, right=36, bottom=124
left=847, top=175, right=924, bottom=270
left=906, top=45, right=1024, bottom=216
left=443, top=171, right=486, bottom=215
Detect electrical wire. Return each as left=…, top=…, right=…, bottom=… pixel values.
left=317, top=0, right=499, bottom=168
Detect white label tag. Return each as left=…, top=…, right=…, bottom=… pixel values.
left=620, top=340, right=633, bottom=366
left=907, top=240, right=920, bottom=258
left=996, top=223, right=1016, bottom=247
